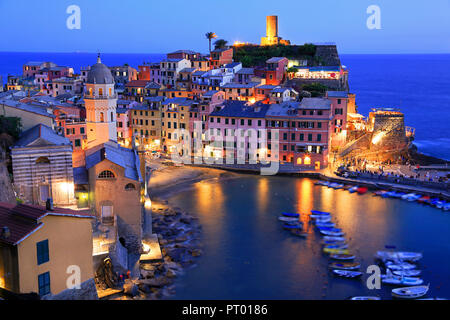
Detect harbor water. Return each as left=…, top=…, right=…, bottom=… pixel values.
left=168, top=175, right=450, bottom=299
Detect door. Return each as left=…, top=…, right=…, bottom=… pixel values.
left=101, top=205, right=114, bottom=225
left=315, top=161, right=321, bottom=170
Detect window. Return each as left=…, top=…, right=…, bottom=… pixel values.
left=98, top=170, right=115, bottom=179
left=80, top=127, right=85, bottom=134
left=37, top=240, right=49, bottom=265
left=38, top=272, right=51, bottom=296
left=36, top=156, right=50, bottom=164
left=317, top=134, right=322, bottom=142
left=74, top=139, right=81, bottom=147
left=125, top=183, right=136, bottom=190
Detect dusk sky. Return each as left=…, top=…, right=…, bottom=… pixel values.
left=0, top=0, right=449, bottom=54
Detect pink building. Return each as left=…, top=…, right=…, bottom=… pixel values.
left=116, top=108, right=132, bottom=147
left=265, top=57, right=288, bottom=85
left=326, top=91, right=349, bottom=149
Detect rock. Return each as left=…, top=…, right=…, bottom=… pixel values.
left=180, top=217, right=192, bottom=224
left=166, top=269, right=177, bottom=278
left=49, top=278, right=98, bottom=300
left=175, top=236, right=187, bottom=243
left=190, top=249, right=203, bottom=257
left=123, top=281, right=139, bottom=297
left=138, top=277, right=171, bottom=288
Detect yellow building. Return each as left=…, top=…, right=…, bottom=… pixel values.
left=0, top=203, right=93, bottom=297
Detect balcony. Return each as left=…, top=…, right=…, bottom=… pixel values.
left=84, top=93, right=118, bottom=100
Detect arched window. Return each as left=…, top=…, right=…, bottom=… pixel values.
left=88, top=88, right=93, bottom=96
left=100, top=112, right=105, bottom=122
left=36, top=156, right=50, bottom=164
left=124, top=183, right=136, bottom=191
left=99, top=88, right=103, bottom=96
left=98, top=170, right=115, bottom=179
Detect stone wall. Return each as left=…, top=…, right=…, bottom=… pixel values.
left=0, top=161, right=16, bottom=204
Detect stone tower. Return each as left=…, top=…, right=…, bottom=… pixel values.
left=261, top=15, right=290, bottom=46
left=85, top=54, right=117, bottom=148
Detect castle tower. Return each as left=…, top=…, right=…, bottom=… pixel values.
left=85, top=54, right=117, bottom=148
left=266, top=15, right=278, bottom=39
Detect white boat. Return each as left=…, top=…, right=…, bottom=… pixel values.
left=401, top=193, right=417, bottom=200
left=323, top=236, right=346, bottom=242
left=381, top=274, right=423, bottom=286
left=392, top=269, right=421, bottom=277
left=392, top=284, right=429, bottom=299
left=315, top=222, right=335, bottom=227
left=348, top=186, right=359, bottom=193
left=376, top=251, right=423, bottom=262
left=278, top=217, right=299, bottom=223
left=350, top=296, right=381, bottom=300
left=320, top=230, right=344, bottom=236
left=312, top=216, right=332, bottom=222
left=385, top=261, right=417, bottom=270
left=330, top=253, right=355, bottom=260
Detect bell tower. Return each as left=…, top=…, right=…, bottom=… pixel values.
left=85, top=54, right=117, bottom=148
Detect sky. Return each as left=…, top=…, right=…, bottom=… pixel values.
left=0, top=0, right=449, bottom=54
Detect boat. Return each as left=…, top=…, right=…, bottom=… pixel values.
left=417, top=297, right=448, bottom=300
left=332, top=269, right=362, bottom=278
left=282, top=223, right=302, bottom=230
left=392, top=284, right=429, bottom=299
left=323, top=248, right=350, bottom=254
left=373, top=190, right=388, bottom=196
left=320, top=230, right=344, bottom=236
left=418, top=196, right=431, bottom=203
left=385, top=261, right=417, bottom=271
left=281, top=212, right=300, bottom=217
left=312, top=216, right=332, bottom=222
left=317, top=227, right=342, bottom=232
left=376, top=251, right=423, bottom=262
left=290, top=229, right=308, bottom=238
left=357, top=187, right=368, bottom=194
left=330, top=253, right=355, bottom=260
left=278, top=216, right=299, bottom=223
left=324, top=243, right=348, bottom=250
left=382, top=275, right=424, bottom=286
left=323, top=236, right=346, bottom=242
left=348, top=186, right=358, bottom=193
left=350, top=296, right=381, bottom=300
left=315, top=221, right=335, bottom=227
left=443, top=203, right=450, bottom=211
left=310, top=211, right=330, bottom=217
left=343, top=185, right=353, bottom=190
left=392, top=269, right=421, bottom=277
left=329, top=262, right=361, bottom=270
left=322, top=239, right=347, bottom=245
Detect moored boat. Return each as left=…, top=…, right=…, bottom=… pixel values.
left=376, top=251, right=423, bottom=262
left=392, top=269, right=421, bottom=277
left=278, top=216, right=299, bottom=223
left=348, top=186, right=358, bottom=193
left=329, top=262, right=361, bottom=270
left=323, top=236, right=346, bottom=242
left=281, top=212, right=300, bottom=217
left=320, top=230, right=344, bottom=236
left=282, top=223, right=302, bottom=230
left=350, top=296, right=381, bottom=300
left=385, top=261, right=417, bottom=271
left=324, top=243, right=349, bottom=250
left=381, top=275, right=424, bottom=286
left=330, top=253, right=355, bottom=260
left=392, top=284, right=429, bottom=299
left=357, top=187, right=368, bottom=194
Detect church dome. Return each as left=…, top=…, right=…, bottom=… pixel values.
left=87, top=55, right=114, bottom=84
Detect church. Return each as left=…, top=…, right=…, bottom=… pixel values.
left=73, top=55, right=145, bottom=249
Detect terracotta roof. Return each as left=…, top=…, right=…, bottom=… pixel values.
left=0, top=202, right=93, bottom=246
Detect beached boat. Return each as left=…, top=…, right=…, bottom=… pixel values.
left=392, top=269, right=421, bottom=277
left=392, top=285, right=429, bottom=299
left=418, top=196, right=431, bottom=203
left=350, top=296, right=381, bottom=300
left=278, top=216, right=299, bottom=223
left=330, top=253, right=355, bottom=260
left=332, top=269, right=362, bottom=278
left=290, top=229, right=308, bottom=238
left=382, top=275, right=424, bottom=286
left=376, top=251, right=423, bottom=262
left=348, top=186, right=358, bottom=193
left=320, top=230, right=344, bottom=236
left=357, top=187, right=368, bottom=194
left=281, top=212, right=300, bottom=217
left=373, top=190, right=388, bottom=196
left=329, top=262, right=361, bottom=270
left=385, top=261, right=417, bottom=271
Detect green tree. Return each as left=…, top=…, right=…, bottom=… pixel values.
left=214, top=39, right=228, bottom=50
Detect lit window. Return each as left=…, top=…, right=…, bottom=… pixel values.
left=36, top=157, right=50, bottom=164
left=125, top=183, right=136, bottom=191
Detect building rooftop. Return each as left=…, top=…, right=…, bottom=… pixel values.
left=236, top=67, right=254, bottom=75
left=0, top=98, right=56, bottom=118
left=221, top=82, right=260, bottom=89
left=87, top=56, right=114, bottom=84
left=210, top=100, right=269, bottom=118
left=266, top=57, right=287, bottom=63
left=300, top=98, right=331, bottom=110
left=13, top=124, right=70, bottom=148
left=0, top=202, right=92, bottom=246
left=326, top=91, right=348, bottom=98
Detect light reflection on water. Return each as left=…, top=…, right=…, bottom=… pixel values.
left=168, top=175, right=450, bottom=300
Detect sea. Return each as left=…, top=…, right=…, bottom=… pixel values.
left=0, top=52, right=449, bottom=160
